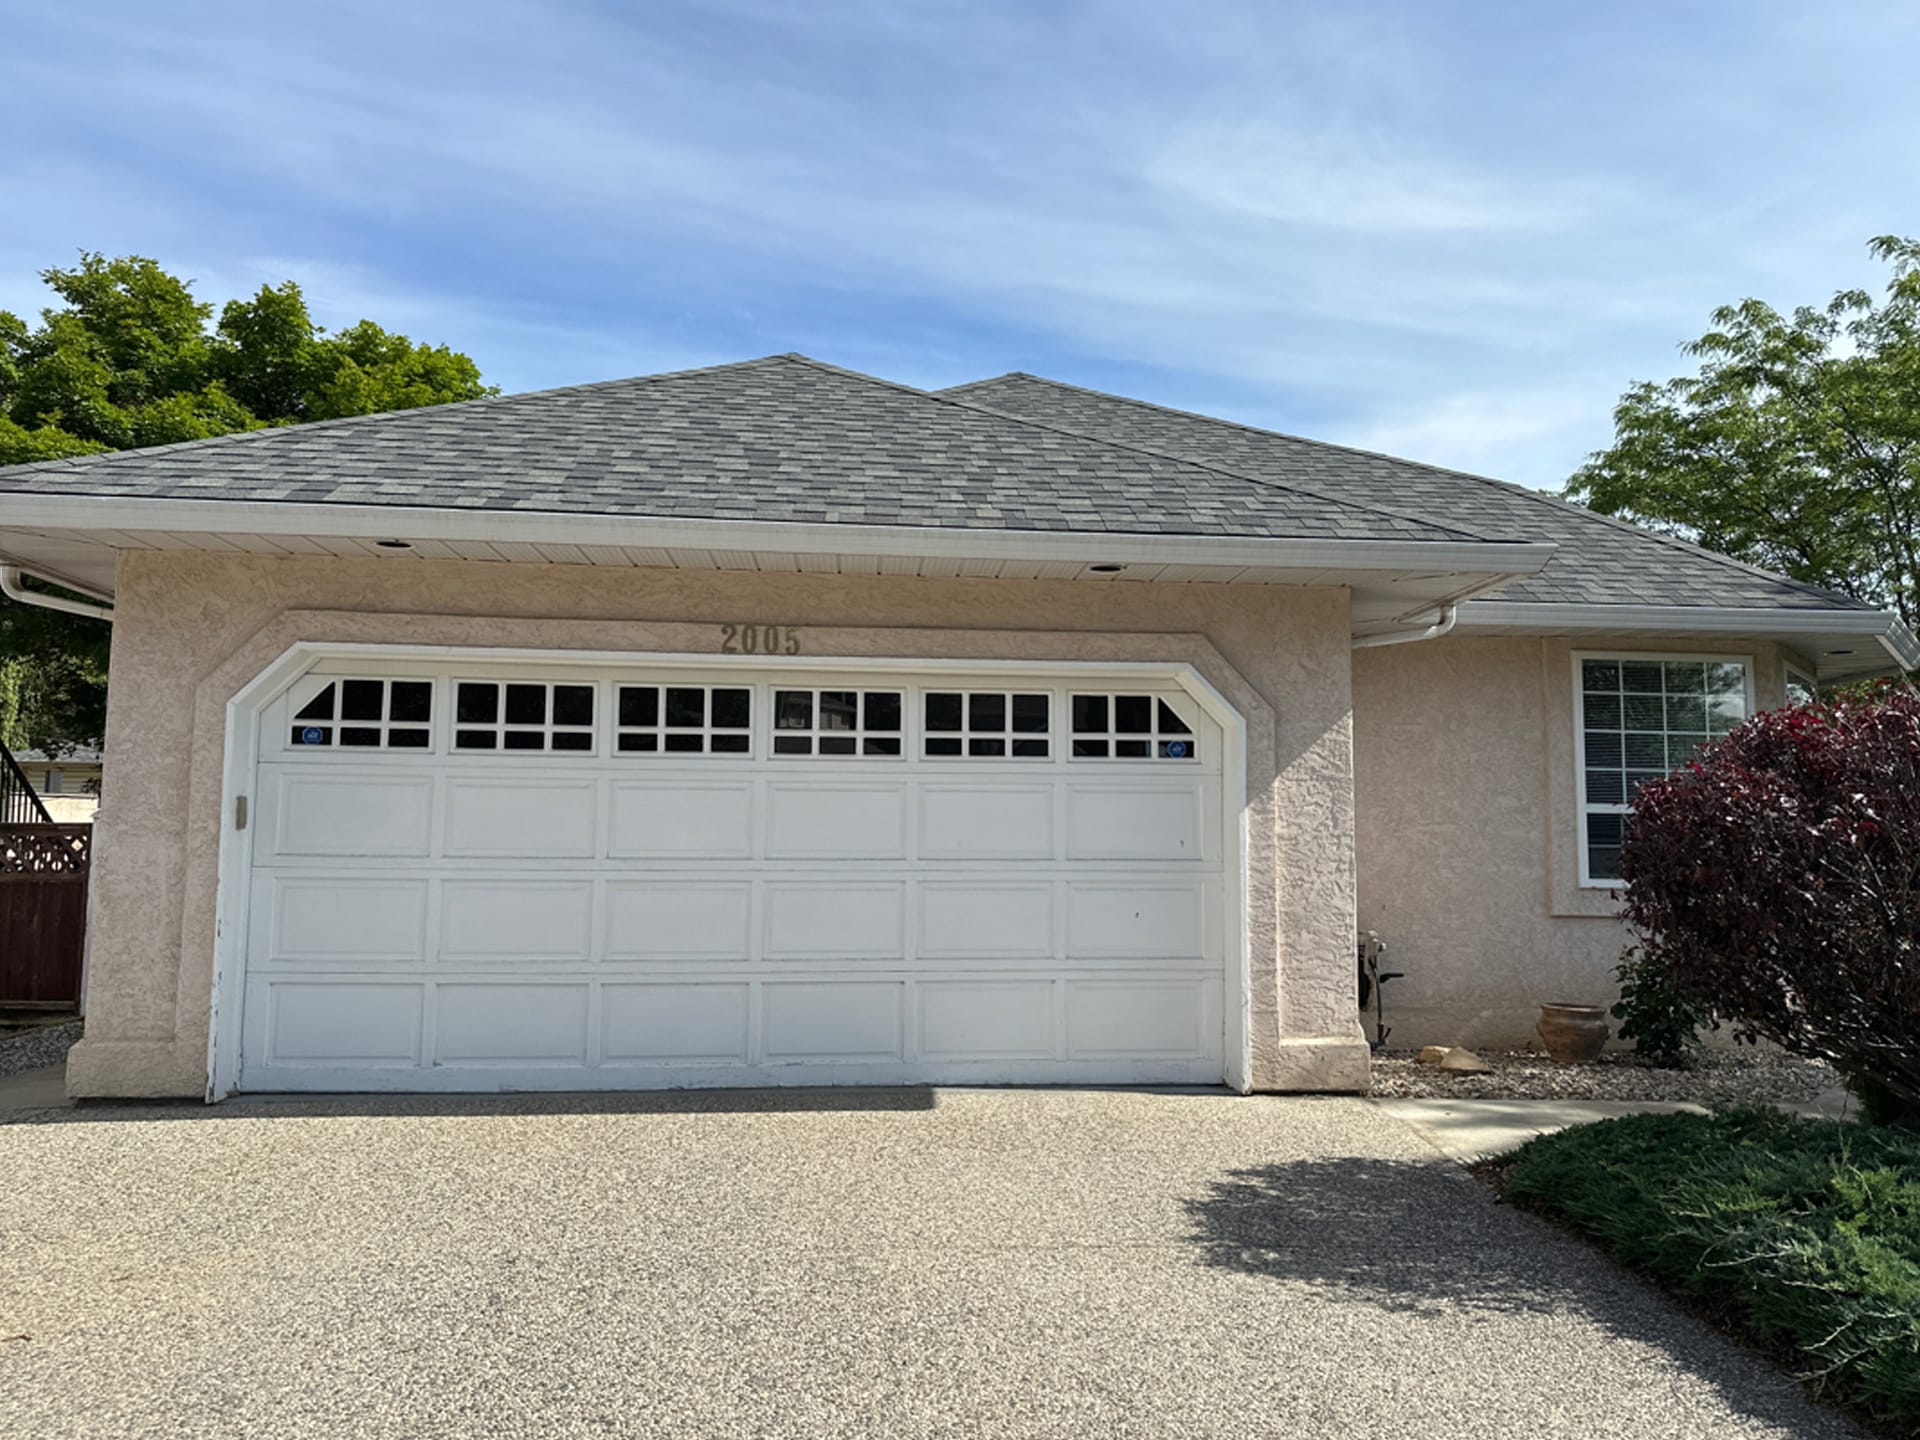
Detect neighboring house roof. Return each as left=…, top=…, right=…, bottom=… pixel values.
left=0, top=355, right=1489, bottom=546
left=940, top=372, right=1873, bottom=614
left=16, top=749, right=103, bottom=766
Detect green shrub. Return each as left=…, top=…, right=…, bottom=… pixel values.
left=1610, top=947, right=1713, bottom=1068
left=1507, top=1108, right=1920, bottom=1427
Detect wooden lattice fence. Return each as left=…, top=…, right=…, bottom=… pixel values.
left=0, top=824, right=91, bottom=1007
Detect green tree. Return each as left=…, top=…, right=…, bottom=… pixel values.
left=0, top=253, right=495, bottom=754
left=1568, top=236, right=1920, bottom=630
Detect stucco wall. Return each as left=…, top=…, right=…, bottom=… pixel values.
left=68, top=550, right=1368, bottom=1098
left=1352, top=632, right=1799, bottom=1049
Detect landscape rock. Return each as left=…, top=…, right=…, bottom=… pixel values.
left=1371, top=1045, right=1840, bottom=1103
left=0, top=1019, right=82, bottom=1079
left=1415, top=1046, right=1452, bottom=1065
left=1437, top=1047, right=1493, bottom=1073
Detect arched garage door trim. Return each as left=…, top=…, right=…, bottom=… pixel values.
left=207, top=642, right=1251, bottom=1098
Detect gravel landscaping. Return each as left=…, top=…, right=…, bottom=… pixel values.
left=1370, top=1045, right=1842, bottom=1105
left=0, top=1019, right=82, bottom=1079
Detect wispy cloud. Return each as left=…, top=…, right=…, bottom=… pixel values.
left=1, top=0, right=1914, bottom=486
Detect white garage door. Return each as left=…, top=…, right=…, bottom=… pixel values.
left=234, top=655, right=1232, bottom=1092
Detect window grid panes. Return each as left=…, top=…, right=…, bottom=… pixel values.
left=616, top=685, right=752, bottom=755
left=453, top=680, right=596, bottom=753
left=924, top=691, right=1050, bottom=758
left=1069, top=693, right=1197, bottom=759
left=291, top=678, right=433, bottom=749
left=771, top=689, right=904, bottom=756
left=1578, top=656, right=1748, bottom=883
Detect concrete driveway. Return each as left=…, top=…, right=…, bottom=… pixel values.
left=0, top=1087, right=1864, bottom=1439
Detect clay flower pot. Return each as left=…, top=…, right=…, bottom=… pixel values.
left=1537, top=1003, right=1609, bottom=1064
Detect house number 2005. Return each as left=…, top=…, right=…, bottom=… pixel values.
left=719, top=623, right=801, bottom=655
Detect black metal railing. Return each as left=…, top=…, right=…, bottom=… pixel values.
left=0, top=742, right=53, bottom=825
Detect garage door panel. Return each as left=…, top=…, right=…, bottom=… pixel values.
left=609, top=782, right=754, bottom=859
left=238, top=662, right=1233, bottom=1092
left=918, top=785, right=1053, bottom=860
left=261, top=876, right=429, bottom=965
left=762, top=982, right=904, bottom=1060
left=764, top=882, right=904, bottom=959
left=1066, top=883, right=1205, bottom=958
left=605, top=882, right=752, bottom=960
left=918, top=981, right=1056, bottom=1059
left=601, top=983, right=750, bottom=1064
left=1065, top=980, right=1209, bottom=1058
left=265, top=772, right=434, bottom=858
left=443, top=779, right=597, bottom=858
left=1065, top=786, right=1205, bottom=861
left=917, top=883, right=1053, bottom=959
left=439, top=880, right=593, bottom=962
left=266, top=982, right=424, bottom=1065
left=765, top=783, right=906, bottom=859
left=435, top=983, right=588, bottom=1065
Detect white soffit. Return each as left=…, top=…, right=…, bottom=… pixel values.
left=0, top=498, right=1555, bottom=628
left=1455, top=600, right=1920, bottom=680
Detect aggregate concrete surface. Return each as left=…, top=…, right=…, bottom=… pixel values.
left=0, top=1087, right=1866, bottom=1440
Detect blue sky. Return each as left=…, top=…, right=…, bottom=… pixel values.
left=3, top=0, right=1916, bottom=488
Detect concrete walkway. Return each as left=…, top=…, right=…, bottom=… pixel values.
left=1, top=1085, right=1864, bottom=1439
left=0, top=1062, right=68, bottom=1112
left=1375, top=1086, right=1860, bottom=1163
left=1374, top=1097, right=1710, bottom=1162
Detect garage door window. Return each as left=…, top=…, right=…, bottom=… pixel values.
left=772, top=689, right=903, bottom=756
left=454, top=681, right=596, bottom=752
left=290, top=679, right=433, bottom=749
left=1070, top=694, right=1196, bottom=759
left=924, top=692, right=1050, bottom=758
left=617, top=685, right=751, bottom=754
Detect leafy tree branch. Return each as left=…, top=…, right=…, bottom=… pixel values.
left=1569, top=236, right=1920, bottom=630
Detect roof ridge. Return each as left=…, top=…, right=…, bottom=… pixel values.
left=788, top=360, right=1497, bottom=545
left=946, top=372, right=1871, bottom=611
left=0, top=355, right=798, bottom=480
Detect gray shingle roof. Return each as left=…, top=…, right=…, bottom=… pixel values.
left=942, top=373, right=1873, bottom=612
left=0, top=355, right=1495, bottom=545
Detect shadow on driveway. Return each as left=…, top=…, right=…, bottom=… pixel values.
left=10, top=1081, right=941, bottom=1124
left=1182, top=1155, right=1865, bottom=1437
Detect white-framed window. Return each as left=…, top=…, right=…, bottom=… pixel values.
left=923, top=691, right=1050, bottom=758
left=290, top=678, right=434, bottom=749
left=616, top=685, right=751, bottom=755
left=1784, top=663, right=1818, bottom=706
left=1069, top=693, right=1197, bottom=759
left=770, top=688, right=904, bottom=756
left=453, top=680, right=595, bottom=752
left=1574, top=653, right=1752, bottom=885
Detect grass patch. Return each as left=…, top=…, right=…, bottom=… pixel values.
left=1506, top=1107, right=1920, bottom=1432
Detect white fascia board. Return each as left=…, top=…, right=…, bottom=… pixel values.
left=1459, top=600, right=1920, bottom=667
left=0, top=493, right=1557, bottom=579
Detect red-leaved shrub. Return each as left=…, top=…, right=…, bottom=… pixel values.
left=1622, top=689, right=1920, bottom=1121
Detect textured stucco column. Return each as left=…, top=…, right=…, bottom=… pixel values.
left=66, top=551, right=1369, bottom=1098
left=1224, top=587, right=1370, bottom=1091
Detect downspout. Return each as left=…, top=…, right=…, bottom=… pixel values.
left=0, top=565, right=114, bottom=622
left=1350, top=602, right=1456, bottom=650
